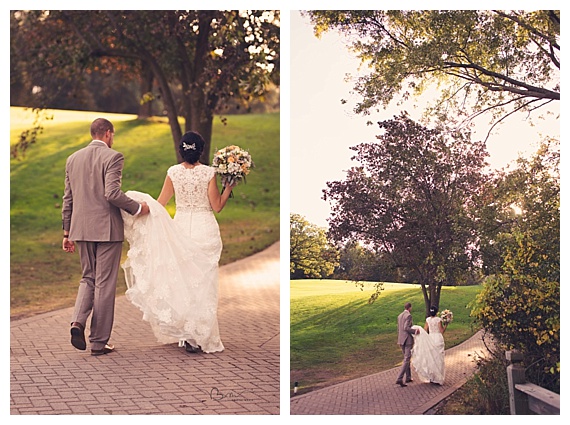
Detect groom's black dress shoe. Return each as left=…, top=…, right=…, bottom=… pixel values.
left=406, top=378, right=414, bottom=383
left=395, top=380, right=407, bottom=387
left=91, top=344, right=115, bottom=356
left=70, top=322, right=86, bottom=351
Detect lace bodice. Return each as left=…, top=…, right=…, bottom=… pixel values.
left=426, top=316, right=442, bottom=334
left=167, top=164, right=216, bottom=213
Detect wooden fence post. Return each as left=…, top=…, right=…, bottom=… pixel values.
left=506, top=350, right=528, bottom=415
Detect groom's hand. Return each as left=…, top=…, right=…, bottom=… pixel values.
left=139, top=202, right=150, bottom=216
left=63, top=238, right=75, bottom=253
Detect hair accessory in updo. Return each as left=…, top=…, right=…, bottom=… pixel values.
left=182, top=142, right=196, bottom=151
left=179, top=131, right=205, bottom=164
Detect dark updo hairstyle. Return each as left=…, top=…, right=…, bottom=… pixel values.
left=429, top=306, right=438, bottom=317
left=179, top=131, right=205, bottom=164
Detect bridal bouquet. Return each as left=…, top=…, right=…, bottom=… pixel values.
left=440, top=309, right=453, bottom=325
left=212, top=145, right=254, bottom=187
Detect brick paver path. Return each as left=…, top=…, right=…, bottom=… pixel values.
left=290, top=329, right=491, bottom=415
left=10, top=242, right=280, bottom=415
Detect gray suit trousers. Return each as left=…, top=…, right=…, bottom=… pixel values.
left=397, top=342, right=413, bottom=382
left=71, top=241, right=123, bottom=351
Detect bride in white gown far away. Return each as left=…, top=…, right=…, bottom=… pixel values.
left=411, top=306, right=449, bottom=385
left=121, top=131, right=235, bottom=354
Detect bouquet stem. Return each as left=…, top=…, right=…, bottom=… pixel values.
left=222, top=176, right=235, bottom=198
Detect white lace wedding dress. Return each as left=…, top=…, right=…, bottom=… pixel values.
left=121, top=164, right=224, bottom=353
left=411, top=316, right=445, bottom=384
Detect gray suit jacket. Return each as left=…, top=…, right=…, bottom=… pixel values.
left=397, top=309, right=415, bottom=346
left=62, top=140, right=140, bottom=242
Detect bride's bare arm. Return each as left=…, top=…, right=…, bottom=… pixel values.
left=157, top=175, right=174, bottom=206
left=208, top=176, right=233, bottom=213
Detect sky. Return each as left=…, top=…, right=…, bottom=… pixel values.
left=289, top=10, right=560, bottom=229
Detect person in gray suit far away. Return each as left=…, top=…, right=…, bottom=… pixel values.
left=396, top=302, right=420, bottom=387
left=61, top=118, right=150, bottom=356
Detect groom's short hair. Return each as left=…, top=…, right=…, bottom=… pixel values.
left=91, top=118, right=114, bottom=139
left=404, top=302, right=412, bottom=310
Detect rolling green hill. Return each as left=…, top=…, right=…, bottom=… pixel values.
left=290, top=279, right=481, bottom=394
left=10, top=107, right=280, bottom=319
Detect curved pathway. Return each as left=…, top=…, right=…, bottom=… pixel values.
left=10, top=242, right=280, bottom=415
left=290, top=329, right=491, bottom=415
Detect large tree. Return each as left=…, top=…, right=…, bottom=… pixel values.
left=11, top=10, right=280, bottom=163
left=290, top=214, right=339, bottom=280
left=323, top=113, right=488, bottom=315
left=305, top=10, right=559, bottom=138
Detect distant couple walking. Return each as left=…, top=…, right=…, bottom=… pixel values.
left=62, top=118, right=234, bottom=356
left=396, top=302, right=448, bottom=387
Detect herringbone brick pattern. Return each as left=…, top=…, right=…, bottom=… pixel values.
left=10, top=242, right=280, bottom=415
left=290, top=329, right=491, bottom=415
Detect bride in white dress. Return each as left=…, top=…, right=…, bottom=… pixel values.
left=411, top=306, right=448, bottom=385
left=121, top=131, right=234, bottom=353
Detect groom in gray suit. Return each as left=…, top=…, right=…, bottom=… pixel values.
left=396, top=302, right=419, bottom=386
left=62, top=118, right=149, bottom=356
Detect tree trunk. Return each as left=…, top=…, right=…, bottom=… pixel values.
left=420, top=282, right=430, bottom=318
left=185, top=105, right=214, bottom=165
left=419, top=278, right=442, bottom=317
left=198, top=114, right=214, bottom=165
left=137, top=67, right=154, bottom=119
left=177, top=11, right=215, bottom=164
left=428, top=283, right=442, bottom=315
left=143, top=54, right=183, bottom=163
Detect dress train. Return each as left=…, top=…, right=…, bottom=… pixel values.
left=121, top=191, right=224, bottom=353
left=411, top=325, right=445, bottom=384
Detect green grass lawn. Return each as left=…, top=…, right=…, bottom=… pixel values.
left=10, top=107, right=280, bottom=319
left=290, top=279, right=482, bottom=395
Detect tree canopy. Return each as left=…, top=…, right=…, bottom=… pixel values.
left=323, top=113, right=488, bottom=314
left=305, top=10, right=559, bottom=138
left=11, top=10, right=280, bottom=163
left=471, top=138, right=560, bottom=392
left=290, top=214, right=339, bottom=280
